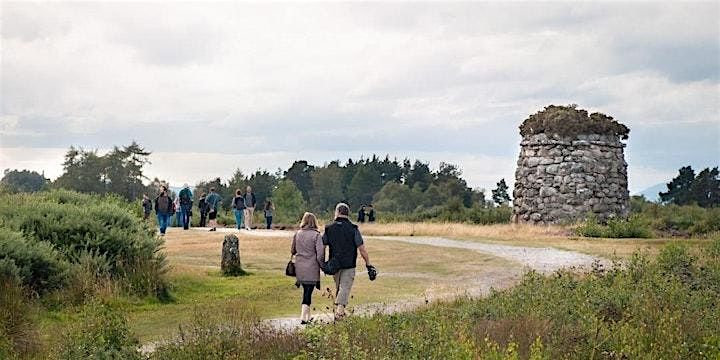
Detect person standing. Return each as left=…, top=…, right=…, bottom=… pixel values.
left=367, top=204, right=376, bottom=223
left=198, top=192, right=208, bottom=227
left=323, top=203, right=375, bottom=320
left=232, top=189, right=246, bottom=230
left=205, top=187, right=222, bottom=232
left=173, top=195, right=181, bottom=227
left=178, top=184, right=193, bottom=230
left=141, top=194, right=152, bottom=221
left=243, top=186, right=257, bottom=230
left=263, top=200, right=274, bottom=230
left=291, top=212, right=324, bottom=324
left=357, top=205, right=366, bottom=223
left=154, top=186, right=173, bottom=236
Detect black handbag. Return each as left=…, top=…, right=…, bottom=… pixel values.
left=285, top=256, right=296, bottom=277
left=323, top=258, right=340, bottom=275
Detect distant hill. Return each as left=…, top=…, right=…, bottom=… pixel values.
left=634, top=183, right=665, bottom=202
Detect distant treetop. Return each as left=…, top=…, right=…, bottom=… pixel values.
left=519, top=104, right=630, bottom=140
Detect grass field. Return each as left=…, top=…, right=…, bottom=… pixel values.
left=35, top=221, right=714, bottom=346
left=69, top=228, right=517, bottom=342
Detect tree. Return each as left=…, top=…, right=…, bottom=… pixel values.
left=433, top=162, right=474, bottom=207
left=246, top=170, right=279, bottom=207
left=1, top=169, right=48, bottom=193
left=272, top=180, right=306, bottom=224
left=104, top=142, right=151, bottom=200
left=492, top=179, right=511, bottom=206
left=373, top=181, right=421, bottom=213
left=310, top=161, right=345, bottom=213
left=284, top=161, right=315, bottom=201
left=689, top=167, right=720, bottom=207
left=661, top=166, right=720, bottom=207
left=346, top=166, right=383, bottom=207
left=227, top=169, right=246, bottom=194
left=53, top=142, right=151, bottom=200
left=405, top=160, right=432, bottom=191
left=54, top=147, right=108, bottom=195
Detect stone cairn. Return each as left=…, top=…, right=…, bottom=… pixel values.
left=512, top=105, right=630, bottom=224
left=221, top=234, right=245, bottom=276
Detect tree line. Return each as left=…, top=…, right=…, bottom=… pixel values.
left=0, top=142, right=515, bottom=220
left=4, top=141, right=715, bottom=219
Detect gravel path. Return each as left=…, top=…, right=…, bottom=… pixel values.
left=370, top=236, right=603, bottom=274
left=260, top=235, right=605, bottom=332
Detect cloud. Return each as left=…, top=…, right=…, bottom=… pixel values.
left=1, top=1, right=718, bottom=188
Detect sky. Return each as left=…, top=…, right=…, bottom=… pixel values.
left=1, top=1, right=719, bottom=194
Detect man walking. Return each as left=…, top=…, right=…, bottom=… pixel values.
left=243, top=186, right=257, bottom=230
left=205, top=187, right=222, bottom=231
left=154, top=186, right=173, bottom=236
left=178, top=184, right=193, bottom=230
left=322, top=203, right=375, bottom=320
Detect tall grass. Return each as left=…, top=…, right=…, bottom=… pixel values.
left=359, top=222, right=570, bottom=239
left=144, top=239, right=720, bottom=359
left=150, top=301, right=303, bottom=360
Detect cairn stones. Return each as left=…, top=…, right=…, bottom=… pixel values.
left=221, top=234, right=245, bottom=276
left=512, top=106, right=630, bottom=224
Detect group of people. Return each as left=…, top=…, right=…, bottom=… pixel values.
left=231, top=186, right=275, bottom=231
left=141, top=185, right=274, bottom=235
left=143, top=186, right=376, bottom=323
left=357, top=204, right=376, bottom=223
left=291, top=203, right=376, bottom=323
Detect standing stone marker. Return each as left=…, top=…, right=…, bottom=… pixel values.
left=221, top=234, right=245, bottom=276
left=512, top=105, right=630, bottom=224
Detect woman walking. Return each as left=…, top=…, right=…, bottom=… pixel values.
left=291, top=212, right=324, bottom=324
left=232, top=189, right=246, bottom=230
left=263, top=200, right=274, bottom=230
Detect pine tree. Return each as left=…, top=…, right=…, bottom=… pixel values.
left=660, top=166, right=697, bottom=205
left=491, top=179, right=511, bottom=206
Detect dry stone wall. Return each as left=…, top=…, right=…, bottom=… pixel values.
left=512, top=133, right=629, bottom=224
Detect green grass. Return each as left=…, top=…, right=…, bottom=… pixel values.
left=36, top=229, right=514, bottom=342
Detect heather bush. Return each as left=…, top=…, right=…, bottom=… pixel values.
left=54, top=302, right=141, bottom=360
left=150, top=301, right=303, bottom=360
left=0, top=264, right=39, bottom=359
left=575, top=214, right=654, bottom=238
left=0, top=190, right=168, bottom=299
left=0, top=228, right=69, bottom=294
left=519, top=104, right=629, bottom=139
left=286, top=240, right=720, bottom=359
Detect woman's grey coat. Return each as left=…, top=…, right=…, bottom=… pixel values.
left=291, top=229, right=325, bottom=283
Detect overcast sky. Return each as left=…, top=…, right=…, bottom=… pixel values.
left=1, top=1, right=718, bottom=194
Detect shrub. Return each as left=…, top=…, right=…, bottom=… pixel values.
left=519, top=104, right=629, bottom=139
left=629, top=198, right=720, bottom=236
left=575, top=215, right=654, bottom=238
left=0, top=265, right=39, bottom=358
left=0, top=190, right=168, bottom=299
left=151, top=301, right=303, bottom=360
left=605, top=215, right=654, bottom=238
left=284, top=242, right=720, bottom=358
left=0, top=228, right=69, bottom=294
left=55, top=302, right=141, bottom=360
